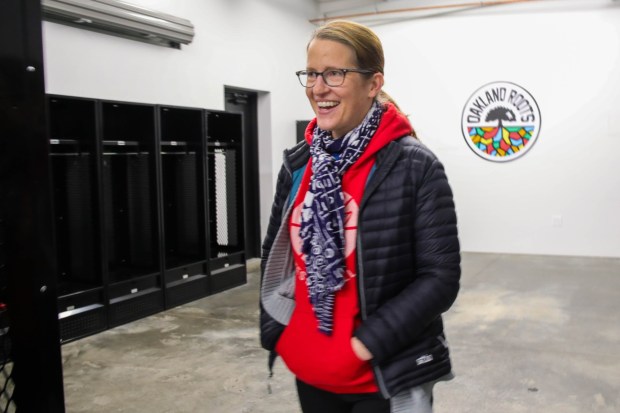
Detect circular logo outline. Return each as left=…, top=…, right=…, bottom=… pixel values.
left=461, top=81, right=541, bottom=163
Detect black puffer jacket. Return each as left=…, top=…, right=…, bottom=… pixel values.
left=260, top=136, right=460, bottom=397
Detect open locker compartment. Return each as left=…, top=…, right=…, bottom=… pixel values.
left=159, top=106, right=208, bottom=307
left=100, top=101, right=163, bottom=326
left=47, top=95, right=107, bottom=342
left=206, top=111, right=246, bottom=293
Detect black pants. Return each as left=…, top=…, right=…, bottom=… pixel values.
left=296, top=379, right=390, bottom=413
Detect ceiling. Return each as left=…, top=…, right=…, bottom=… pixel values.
left=310, top=0, right=495, bottom=25
left=308, top=0, right=571, bottom=26
left=265, top=0, right=605, bottom=26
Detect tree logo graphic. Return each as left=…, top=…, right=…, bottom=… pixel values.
left=461, top=81, right=541, bottom=162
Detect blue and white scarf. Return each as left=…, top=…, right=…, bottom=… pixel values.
left=300, top=100, right=384, bottom=335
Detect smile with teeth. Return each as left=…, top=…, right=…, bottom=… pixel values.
left=317, top=101, right=339, bottom=108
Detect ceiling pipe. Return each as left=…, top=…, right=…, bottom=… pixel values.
left=309, top=0, right=544, bottom=24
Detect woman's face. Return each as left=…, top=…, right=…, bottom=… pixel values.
left=305, top=38, right=383, bottom=139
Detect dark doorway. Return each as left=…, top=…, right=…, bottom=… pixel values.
left=224, top=88, right=261, bottom=259
left=296, top=120, right=312, bottom=143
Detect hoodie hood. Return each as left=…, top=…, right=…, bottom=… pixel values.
left=304, top=102, right=413, bottom=165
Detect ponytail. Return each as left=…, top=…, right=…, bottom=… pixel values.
left=377, top=90, right=418, bottom=139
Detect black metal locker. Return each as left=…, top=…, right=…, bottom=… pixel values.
left=47, top=96, right=106, bottom=342
left=100, top=102, right=163, bottom=327
left=206, top=111, right=247, bottom=293
left=42, top=96, right=249, bottom=341
left=159, top=106, right=208, bottom=307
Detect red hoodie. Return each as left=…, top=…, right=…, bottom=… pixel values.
left=276, top=103, right=413, bottom=393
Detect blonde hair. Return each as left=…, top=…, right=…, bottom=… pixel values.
left=310, top=20, right=384, bottom=75
left=309, top=20, right=417, bottom=138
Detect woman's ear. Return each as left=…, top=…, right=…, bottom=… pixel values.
left=368, top=72, right=384, bottom=99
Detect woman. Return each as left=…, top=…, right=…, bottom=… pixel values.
left=260, top=20, right=460, bottom=413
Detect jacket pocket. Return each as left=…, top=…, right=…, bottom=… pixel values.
left=379, top=335, right=451, bottom=391
left=276, top=310, right=375, bottom=389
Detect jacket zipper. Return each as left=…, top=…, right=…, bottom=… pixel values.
left=356, top=226, right=391, bottom=399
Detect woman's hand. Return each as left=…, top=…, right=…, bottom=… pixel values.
left=351, top=337, right=373, bottom=361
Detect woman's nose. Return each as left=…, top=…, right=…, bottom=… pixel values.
left=312, top=75, right=330, bottom=93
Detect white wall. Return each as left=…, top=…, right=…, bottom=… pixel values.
left=375, top=0, right=620, bottom=257
left=43, top=0, right=620, bottom=258
left=42, top=0, right=316, bottom=238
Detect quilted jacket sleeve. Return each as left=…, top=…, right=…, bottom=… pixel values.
left=354, top=144, right=461, bottom=364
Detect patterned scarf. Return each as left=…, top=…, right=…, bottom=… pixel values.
left=300, top=100, right=384, bottom=335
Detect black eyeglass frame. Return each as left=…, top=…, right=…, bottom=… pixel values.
left=295, top=68, right=375, bottom=88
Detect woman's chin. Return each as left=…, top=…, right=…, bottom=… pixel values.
left=316, top=117, right=338, bottom=134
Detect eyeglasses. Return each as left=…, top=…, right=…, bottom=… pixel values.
left=295, top=68, right=375, bottom=88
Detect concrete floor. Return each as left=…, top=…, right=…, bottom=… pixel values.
left=61, top=252, right=620, bottom=413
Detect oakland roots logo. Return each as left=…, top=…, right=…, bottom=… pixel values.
left=461, top=81, right=541, bottom=162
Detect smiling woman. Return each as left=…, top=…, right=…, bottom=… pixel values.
left=260, top=20, right=461, bottom=413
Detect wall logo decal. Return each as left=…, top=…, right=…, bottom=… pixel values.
left=462, top=81, right=541, bottom=162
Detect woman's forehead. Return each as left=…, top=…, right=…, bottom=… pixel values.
left=306, top=39, right=357, bottom=67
